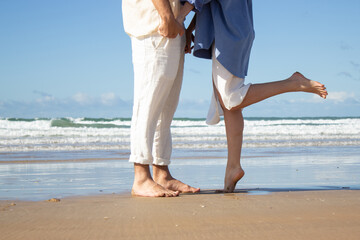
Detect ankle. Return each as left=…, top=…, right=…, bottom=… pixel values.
left=133, top=163, right=153, bottom=183
left=153, top=165, right=173, bottom=181
left=226, top=164, right=242, bottom=172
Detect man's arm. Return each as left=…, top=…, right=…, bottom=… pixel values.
left=152, top=0, right=184, bottom=38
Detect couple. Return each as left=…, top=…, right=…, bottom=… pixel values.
left=122, top=0, right=328, bottom=197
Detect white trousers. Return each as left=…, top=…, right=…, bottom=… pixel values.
left=206, top=48, right=251, bottom=125
left=129, top=33, right=185, bottom=165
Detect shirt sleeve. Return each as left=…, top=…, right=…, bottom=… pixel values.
left=180, top=0, right=207, bottom=12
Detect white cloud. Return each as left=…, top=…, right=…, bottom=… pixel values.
left=36, top=95, right=55, bottom=103
left=101, top=92, right=116, bottom=105
left=1, top=91, right=359, bottom=118
left=33, top=90, right=56, bottom=103
left=72, top=92, right=92, bottom=105
left=327, top=91, right=356, bottom=103
left=0, top=93, right=132, bottom=118
left=33, top=90, right=52, bottom=98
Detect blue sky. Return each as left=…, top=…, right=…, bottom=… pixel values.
left=1, top=0, right=359, bottom=118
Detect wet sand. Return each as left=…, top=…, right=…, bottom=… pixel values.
left=1, top=146, right=359, bottom=239
left=1, top=190, right=359, bottom=240
left=1, top=146, right=360, bottom=201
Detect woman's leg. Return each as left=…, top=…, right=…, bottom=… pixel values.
left=231, top=72, right=328, bottom=110
left=215, top=72, right=328, bottom=192
left=222, top=107, right=246, bottom=192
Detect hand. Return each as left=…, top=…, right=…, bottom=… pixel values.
left=184, top=29, right=194, bottom=54
left=176, top=15, right=185, bottom=24
left=158, top=16, right=184, bottom=38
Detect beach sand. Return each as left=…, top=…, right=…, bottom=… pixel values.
left=1, top=190, right=359, bottom=240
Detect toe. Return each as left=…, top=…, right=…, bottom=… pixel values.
left=191, top=187, right=200, bottom=193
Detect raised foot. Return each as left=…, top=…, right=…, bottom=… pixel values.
left=131, top=179, right=179, bottom=197
left=157, top=178, right=200, bottom=193
left=223, top=167, right=245, bottom=193
left=289, top=72, right=328, bottom=99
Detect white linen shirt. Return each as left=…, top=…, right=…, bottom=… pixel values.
left=122, top=0, right=180, bottom=38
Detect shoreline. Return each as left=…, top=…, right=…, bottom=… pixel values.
left=1, top=146, right=360, bottom=201
left=1, top=190, right=359, bottom=240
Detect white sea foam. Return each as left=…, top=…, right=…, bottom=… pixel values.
left=0, top=117, right=359, bottom=152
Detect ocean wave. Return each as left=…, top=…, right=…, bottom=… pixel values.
left=51, top=119, right=130, bottom=129
left=1, top=117, right=359, bottom=152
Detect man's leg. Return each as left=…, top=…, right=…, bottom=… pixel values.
left=150, top=35, right=200, bottom=193
left=129, top=34, right=183, bottom=197
left=151, top=94, right=201, bottom=193
left=132, top=164, right=178, bottom=197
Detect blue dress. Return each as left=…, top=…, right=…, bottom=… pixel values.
left=184, top=0, right=255, bottom=78
left=183, top=0, right=255, bottom=124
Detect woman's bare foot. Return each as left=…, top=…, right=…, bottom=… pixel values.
left=289, top=72, right=328, bottom=99
left=131, top=178, right=179, bottom=197
left=153, top=165, right=200, bottom=193
left=223, top=167, right=245, bottom=193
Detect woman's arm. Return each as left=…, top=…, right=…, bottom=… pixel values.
left=185, top=14, right=197, bottom=53
left=177, top=2, right=195, bottom=23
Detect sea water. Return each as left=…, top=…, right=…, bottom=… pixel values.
left=0, top=117, right=359, bottom=200
left=1, top=117, right=359, bottom=152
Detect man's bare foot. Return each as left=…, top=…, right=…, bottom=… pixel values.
left=156, top=177, right=200, bottom=193
left=153, top=165, right=200, bottom=193
left=223, top=167, right=245, bottom=193
left=131, top=178, right=179, bottom=197
left=289, top=72, right=328, bottom=99
left=132, top=163, right=179, bottom=197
